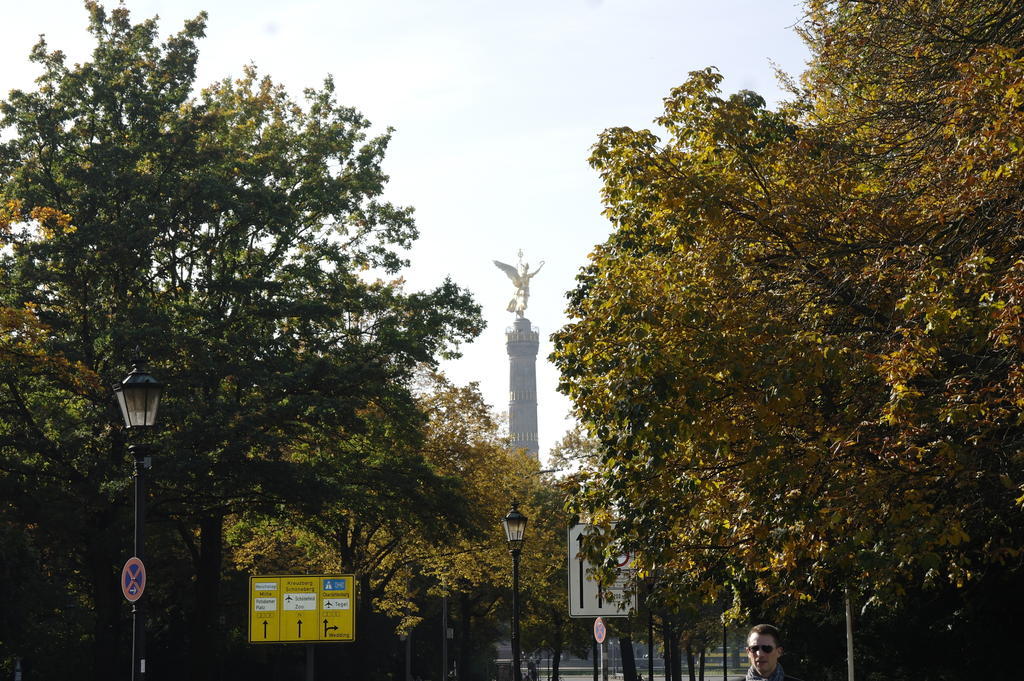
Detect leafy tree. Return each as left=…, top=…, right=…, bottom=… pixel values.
left=0, top=4, right=480, bottom=679
left=414, top=374, right=541, bottom=681
left=222, top=372, right=542, bottom=681
left=552, top=1, right=1024, bottom=678
left=519, top=479, right=593, bottom=681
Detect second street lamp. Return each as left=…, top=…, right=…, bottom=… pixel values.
left=503, top=503, right=528, bottom=681
left=114, top=364, right=162, bottom=681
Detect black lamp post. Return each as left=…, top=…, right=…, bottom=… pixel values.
left=502, top=503, right=528, bottom=681
left=114, top=364, right=162, bottom=681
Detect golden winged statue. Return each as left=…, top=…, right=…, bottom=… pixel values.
left=493, top=250, right=545, bottom=317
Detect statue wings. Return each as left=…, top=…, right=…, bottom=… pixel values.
left=493, top=260, right=523, bottom=287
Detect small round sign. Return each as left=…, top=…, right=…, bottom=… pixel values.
left=121, top=557, right=146, bottom=602
left=594, top=616, right=607, bottom=643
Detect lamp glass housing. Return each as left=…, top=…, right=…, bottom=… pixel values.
left=115, top=367, right=162, bottom=429
left=502, top=505, right=528, bottom=550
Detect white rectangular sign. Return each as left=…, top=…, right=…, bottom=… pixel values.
left=567, top=523, right=636, bottom=618
left=254, top=597, right=277, bottom=612
left=283, top=593, right=316, bottom=610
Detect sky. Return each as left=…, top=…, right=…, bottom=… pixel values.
left=3, top=0, right=812, bottom=464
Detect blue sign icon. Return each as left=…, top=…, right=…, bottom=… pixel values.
left=125, top=563, right=143, bottom=593
left=121, top=557, right=146, bottom=602
left=322, top=579, right=347, bottom=591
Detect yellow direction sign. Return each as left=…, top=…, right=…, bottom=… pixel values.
left=249, top=575, right=356, bottom=643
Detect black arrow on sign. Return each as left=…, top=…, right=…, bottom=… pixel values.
left=577, top=531, right=585, bottom=609
left=324, top=619, right=339, bottom=637
left=297, top=619, right=303, bottom=637
left=263, top=620, right=268, bottom=639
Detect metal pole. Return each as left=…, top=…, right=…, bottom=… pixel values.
left=845, top=587, right=855, bottom=681
left=512, top=548, right=522, bottom=681
left=132, top=445, right=147, bottom=681
left=306, top=643, right=315, bottom=681
left=648, top=609, right=654, bottom=681
left=601, top=640, right=609, bottom=681
left=442, top=595, right=448, bottom=681
left=722, top=623, right=727, bottom=681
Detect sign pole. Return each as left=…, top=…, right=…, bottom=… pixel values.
left=132, top=445, right=147, bottom=681
left=647, top=584, right=655, bottom=681
left=594, top=617, right=608, bottom=681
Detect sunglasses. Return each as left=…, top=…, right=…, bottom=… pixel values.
left=747, top=645, right=776, bottom=654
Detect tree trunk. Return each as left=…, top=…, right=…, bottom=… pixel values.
left=686, top=643, right=695, bottom=681
left=620, top=636, right=638, bottom=681
left=550, top=612, right=564, bottom=681
left=190, top=513, right=224, bottom=681
left=352, top=573, right=375, bottom=679
left=458, top=592, right=473, bottom=681
left=670, top=628, right=682, bottom=681
left=664, top=621, right=686, bottom=681
left=698, top=648, right=705, bottom=681
left=87, top=519, right=121, bottom=681
left=661, top=622, right=671, bottom=681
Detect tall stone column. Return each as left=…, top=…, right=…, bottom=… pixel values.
left=506, top=316, right=539, bottom=459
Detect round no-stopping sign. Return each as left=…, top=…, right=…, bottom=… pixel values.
left=594, top=616, right=607, bottom=643
left=121, top=557, right=146, bottom=602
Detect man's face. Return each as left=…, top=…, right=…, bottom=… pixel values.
left=747, top=632, right=783, bottom=678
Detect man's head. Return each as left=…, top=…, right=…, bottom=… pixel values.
left=746, top=624, right=784, bottom=678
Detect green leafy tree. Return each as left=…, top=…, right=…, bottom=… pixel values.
left=223, top=372, right=540, bottom=681
left=0, top=4, right=480, bottom=679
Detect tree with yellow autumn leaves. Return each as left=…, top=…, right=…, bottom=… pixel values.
left=553, top=2, right=1024, bottom=678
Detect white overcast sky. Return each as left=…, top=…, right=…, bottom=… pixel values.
left=3, top=0, right=811, bottom=464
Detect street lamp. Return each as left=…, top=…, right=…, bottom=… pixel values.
left=503, top=503, right=528, bottom=681
left=114, top=364, right=162, bottom=681
left=114, top=365, right=162, bottom=429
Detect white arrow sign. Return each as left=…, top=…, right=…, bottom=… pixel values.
left=567, top=523, right=636, bottom=618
